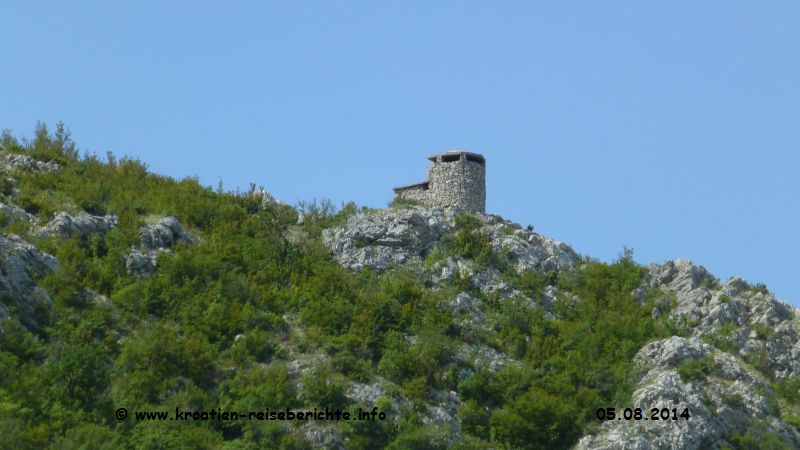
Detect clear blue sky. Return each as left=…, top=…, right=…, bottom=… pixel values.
left=2, top=2, right=799, bottom=305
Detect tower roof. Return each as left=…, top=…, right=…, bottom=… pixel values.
left=392, top=181, right=429, bottom=192
left=427, top=151, right=485, bottom=165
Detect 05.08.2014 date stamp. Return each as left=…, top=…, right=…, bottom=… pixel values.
left=596, top=407, right=690, bottom=422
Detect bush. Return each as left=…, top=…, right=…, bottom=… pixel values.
left=752, top=323, right=773, bottom=341
left=440, top=212, right=496, bottom=267
left=677, top=356, right=716, bottom=383
left=388, top=196, right=424, bottom=209
left=784, top=416, right=800, bottom=432
left=727, top=420, right=791, bottom=450
left=489, top=389, right=581, bottom=450
left=702, top=322, right=740, bottom=353
left=753, top=283, right=770, bottom=295
left=775, top=377, right=800, bottom=403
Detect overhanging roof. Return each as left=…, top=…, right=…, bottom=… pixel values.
left=427, top=151, right=485, bottom=164
left=393, top=181, right=429, bottom=192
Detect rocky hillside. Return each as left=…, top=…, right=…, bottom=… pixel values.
left=322, top=208, right=800, bottom=449
left=0, top=124, right=798, bottom=449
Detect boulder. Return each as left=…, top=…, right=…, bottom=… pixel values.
left=0, top=233, right=57, bottom=328
left=39, top=211, right=117, bottom=239
left=124, top=216, right=193, bottom=276
left=137, top=216, right=193, bottom=250
left=322, top=207, right=449, bottom=272
left=322, top=207, right=579, bottom=274
left=0, top=153, right=61, bottom=173
left=0, top=202, right=32, bottom=225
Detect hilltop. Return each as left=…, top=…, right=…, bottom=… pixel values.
left=0, top=124, right=798, bottom=449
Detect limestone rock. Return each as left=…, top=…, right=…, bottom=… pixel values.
left=456, top=343, right=513, bottom=372
left=0, top=153, right=61, bottom=173
left=322, top=207, right=449, bottom=272
left=449, top=291, right=485, bottom=323
left=431, top=256, right=525, bottom=300
left=322, top=207, right=579, bottom=275
left=254, top=188, right=287, bottom=209
left=346, top=380, right=391, bottom=406
left=481, top=214, right=579, bottom=273
left=124, top=250, right=159, bottom=277
left=578, top=337, right=800, bottom=449
left=421, top=389, right=462, bottom=444
left=644, top=260, right=800, bottom=380
left=137, top=216, right=193, bottom=250
left=39, top=211, right=118, bottom=239
left=0, top=233, right=57, bottom=328
left=301, top=422, right=345, bottom=450
left=0, top=202, right=31, bottom=225
left=124, top=216, right=193, bottom=276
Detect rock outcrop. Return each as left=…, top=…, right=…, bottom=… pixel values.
left=644, top=259, right=800, bottom=381
left=0, top=202, right=32, bottom=225
left=38, top=211, right=118, bottom=239
left=577, top=261, right=800, bottom=449
left=125, top=216, right=193, bottom=276
left=578, top=337, right=800, bottom=449
left=0, top=153, right=61, bottom=173
left=322, top=207, right=450, bottom=272
left=322, top=207, right=578, bottom=274
left=0, top=233, right=57, bottom=328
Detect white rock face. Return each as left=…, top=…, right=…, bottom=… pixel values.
left=137, top=216, right=193, bottom=250
left=38, top=211, right=118, bottom=239
left=0, top=153, right=61, bottom=173
left=480, top=214, right=579, bottom=273
left=322, top=207, right=450, bottom=271
left=645, top=259, right=800, bottom=380
left=578, top=337, right=800, bottom=449
left=322, top=207, right=578, bottom=274
left=124, top=216, right=193, bottom=276
left=0, top=233, right=57, bottom=328
left=0, top=202, right=31, bottom=225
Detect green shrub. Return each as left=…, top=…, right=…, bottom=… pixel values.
left=753, top=283, right=770, bottom=295
left=441, top=212, right=496, bottom=268
left=388, top=196, right=424, bottom=209
left=753, top=323, right=773, bottom=341
left=775, top=377, right=800, bottom=404
left=784, top=416, right=800, bottom=432
left=727, top=420, right=791, bottom=450
left=489, top=389, right=581, bottom=450
left=677, top=356, right=716, bottom=383
left=745, top=347, right=772, bottom=376
left=702, top=322, right=739, bottom=353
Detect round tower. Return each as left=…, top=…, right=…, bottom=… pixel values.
left=427, top=151, right=486, bottom=213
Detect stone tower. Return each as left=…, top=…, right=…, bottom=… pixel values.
left=393, top=151, right=486, bottom=213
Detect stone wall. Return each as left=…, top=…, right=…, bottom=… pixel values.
left=393, top=151, right=486, bottom=213
left=394, top=184, right=430, bottom=205
left=428, top=154, right=485, bottom=213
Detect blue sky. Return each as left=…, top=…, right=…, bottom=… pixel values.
left=2, top=2, right=799, bottom=305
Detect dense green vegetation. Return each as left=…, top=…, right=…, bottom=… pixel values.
left=0, top=124, right=796, bottom=449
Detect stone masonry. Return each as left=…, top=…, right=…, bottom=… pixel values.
left=393, top=151, right=486, bottom=213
